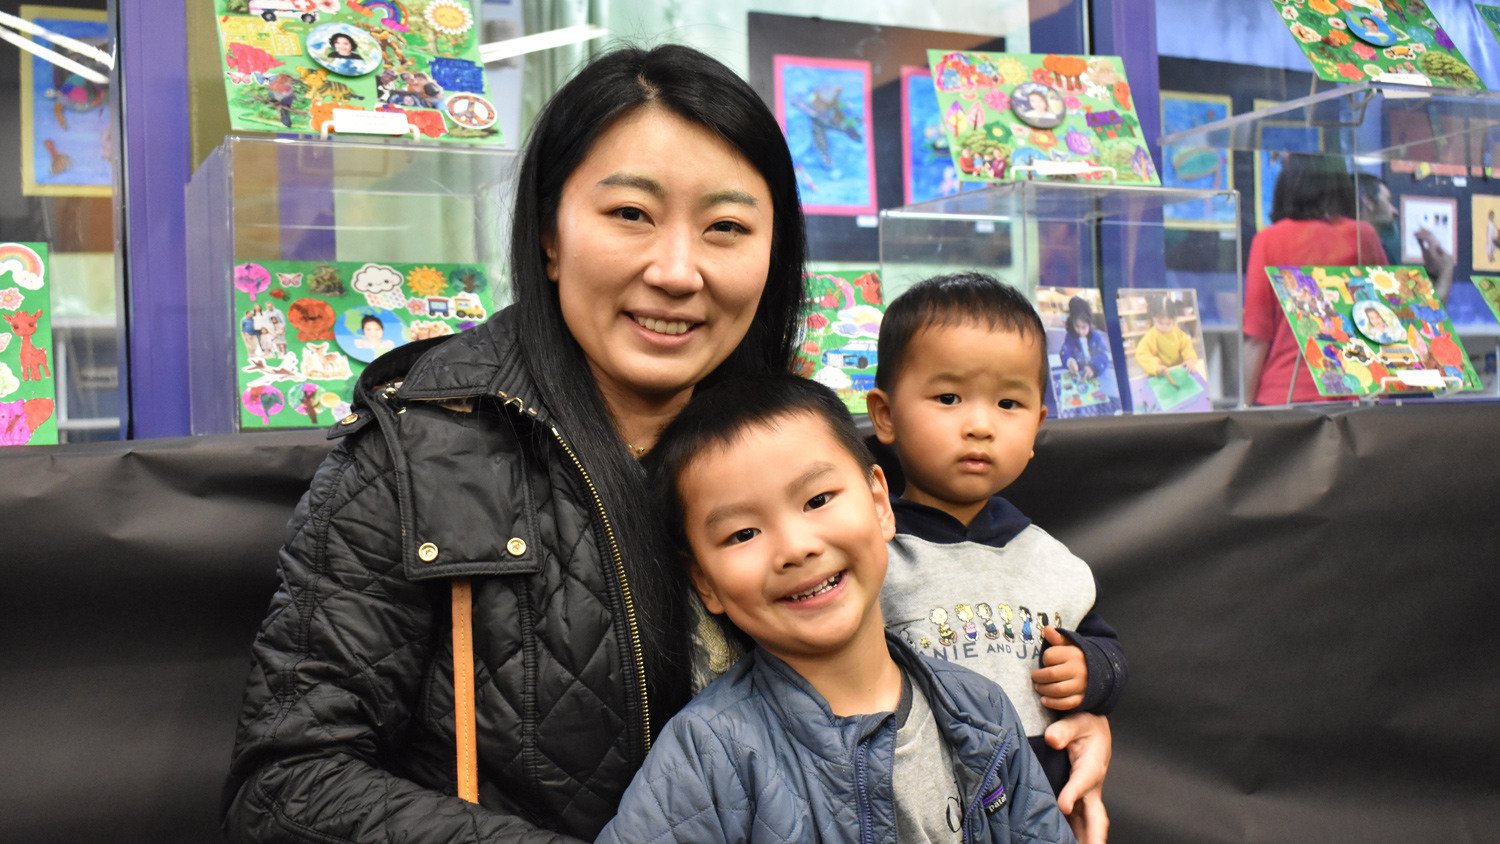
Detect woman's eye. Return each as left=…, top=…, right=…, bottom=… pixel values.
left=708, top=220, right=747, bottom=235
left=727, top=527, right=759, bottom=545
left=806, top=492, right=832, bottom=510
left=936, top=394, right=960, bottom=406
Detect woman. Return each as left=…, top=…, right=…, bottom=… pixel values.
left=1243, top=155, right=1384, bottom=405
left=222, top=44, right=805, bottom=842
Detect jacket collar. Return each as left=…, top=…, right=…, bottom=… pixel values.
left=350, top=307, right=552, bottom=423
left=891, top=496, right=1031, bottom=547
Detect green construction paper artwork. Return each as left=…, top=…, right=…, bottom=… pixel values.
left=1470, top=275, right=1500, bottom=323
left=1269, top=0, right=1482, bottom=88
left=1266, top=264, right=1480, bottom=396
left=795, top=270, right=884, bottom=415
left=1480, top=5, right=1500, bottom=46
left=0, top=242, right=58, bottom=447
left=926, top=50, right=1159, bottom=186
left=214, top=0, right=502, bottom=144
left=1147, top=365, right=1204, bottom=411
left=233, top=258, right=491, bottom=429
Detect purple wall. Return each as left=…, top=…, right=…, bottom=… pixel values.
left=119, top=0, right=191, bottom=437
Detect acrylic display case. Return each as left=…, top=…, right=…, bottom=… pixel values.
left=879, top=181, right=1243, bottom=412
left=185, top=135, right=517, bottom=434
left=1160, top=82, right=1500, bottom=400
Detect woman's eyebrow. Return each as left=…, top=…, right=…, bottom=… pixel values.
left=700, top=189, right=759, bottom=210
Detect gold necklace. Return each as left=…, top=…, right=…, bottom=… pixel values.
left=625, top=442, right=648, bottom=457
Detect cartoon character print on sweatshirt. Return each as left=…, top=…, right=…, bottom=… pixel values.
left=902, top=598, right=1065, bottom=667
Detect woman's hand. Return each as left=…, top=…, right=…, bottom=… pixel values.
left=1045, top=712, right=1112, bottom=844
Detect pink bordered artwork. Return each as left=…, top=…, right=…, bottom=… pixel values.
left=773, top=54, right=878, bottom=216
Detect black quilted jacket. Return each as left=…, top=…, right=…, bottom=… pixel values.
left=223, top=310, right=649, bottom=842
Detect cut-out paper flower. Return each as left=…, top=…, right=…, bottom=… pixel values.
left=424, top=0, right=474, bottom=36
left=0, top=288, right=24, bottom=311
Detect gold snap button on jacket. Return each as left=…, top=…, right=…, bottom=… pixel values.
left=506, top=538, right=527, bottom=556
left=417, top=542, right=439, bottom=562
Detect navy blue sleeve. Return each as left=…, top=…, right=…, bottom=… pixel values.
left=1058, top=608, right=1126, bottom=715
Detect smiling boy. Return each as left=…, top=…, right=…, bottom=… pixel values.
left=866, top=273, right=1126, bottom=801
left=598, top=375, right=1073, bottom=843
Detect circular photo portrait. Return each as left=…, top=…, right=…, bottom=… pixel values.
left=1345, top=11, right=1398, bottom=47
left=1010, top=82, right=1066, bottom=129
left=1352, top=300, right=1404, bottom=345
left=306, top=23, right=381, bottom=77
left=335, top=307, right=406, bottom=363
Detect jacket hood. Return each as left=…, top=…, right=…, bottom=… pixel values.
left=892, top=496, right=1031, bottom=547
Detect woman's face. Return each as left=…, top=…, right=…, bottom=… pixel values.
left=545, top=105, right=774, bottom=410
left=333, top=35, right=353, bottom=56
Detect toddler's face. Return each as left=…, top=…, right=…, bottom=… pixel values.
left=1152, top=314, right=1175, bottom=332
left=870, top=322, right=1046, bottom=525
left=677, top=413, right=894, bottom=665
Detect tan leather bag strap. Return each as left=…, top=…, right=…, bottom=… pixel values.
left=452, top=578, right=479, bottom=803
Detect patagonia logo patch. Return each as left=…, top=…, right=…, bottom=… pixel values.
left=982, top=783, right=1008, bottom=814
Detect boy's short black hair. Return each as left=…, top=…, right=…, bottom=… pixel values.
left=648, top=374, right=874, bottom=565
left=874, top=272, right=1047, bottom=392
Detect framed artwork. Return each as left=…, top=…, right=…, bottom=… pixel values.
left=1159, top=91, right=1234, bottom=229
left=1036, top=286, right=1123, bottom=418
left=231, top=259, right=491, bottom=429
left=773, top=55, right=877, bottom=216
left=1265, top=264, right=1480, bottom=395
left=1471, top=195, right=1500, bottom=271
left=900, top=66, right=980, bottom=206
left=1471, top=275, right=1500, bottom=323
left=0, top=242, right=58, bottom=446
left=926, top=51, right=1159, bottom=186
left=793, top=270, right=884, bottom=414
left=17, top=6, right=112, bottom=197
left=1268, top=0, right=1482, bottom=88
left=1117, top=288, right=1211, bottom=414
left=211, top=0, right=502, bottom=145
left=1399, top=195, right=1456, bottom=262
left=1252, top=99, right=1324, bottom=230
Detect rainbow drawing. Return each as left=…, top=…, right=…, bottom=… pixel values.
left=350, top=0, right=410, bottom=31
left=0, top=243, right=45, bottom=281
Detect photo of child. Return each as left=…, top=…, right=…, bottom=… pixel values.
left=1119, top=288, right=1211, bottom=413
left=1036, top=287, right=1123, bottom=418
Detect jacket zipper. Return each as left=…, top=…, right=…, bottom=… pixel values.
left=854, top=740, right=874, bottom=844
left=961, top=733, right=1014, bottom=842
left=496, top=390, right=652, bottom=754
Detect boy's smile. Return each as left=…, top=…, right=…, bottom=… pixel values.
left=869, top=322, right=1047, bottom=525
left=678, top=412, right=896, bottom=666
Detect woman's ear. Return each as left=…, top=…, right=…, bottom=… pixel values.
left=866, top=388, right=897, bottom=445
left=541, top=233, right=559, bottom=282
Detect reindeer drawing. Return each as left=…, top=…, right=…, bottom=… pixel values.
left=2, top=309, right=51, bottom=381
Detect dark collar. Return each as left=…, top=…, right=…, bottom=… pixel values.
left=891, top=496, right=1030, bottom=547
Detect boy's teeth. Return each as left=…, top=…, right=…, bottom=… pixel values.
left=636, top=316, right=689, bottom=335
left=788, top=572, right=842, bottom=601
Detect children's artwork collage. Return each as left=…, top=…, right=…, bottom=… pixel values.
left=794, top=270, right=885, bottom=415
left=1266, top=265, right=1480, bottom=396
left=232, top=259, right=490, bottom=429
left=213, top=0, right=501, bottom=143
left=927, top=50, right=1159, bottom=186
left=0, top=243, right=57, bottom=447
left=1269, top=0, right=1482, bottom=87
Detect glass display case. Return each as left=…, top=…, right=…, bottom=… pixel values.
left=185, top=136, right=518, bottom=434
left=1160, top=82, right=1500, bottom=401
left=880, top=181, right=1243, bottom=413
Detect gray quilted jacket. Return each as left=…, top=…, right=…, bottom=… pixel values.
left=223, top=310, right=653, bottom=842
left=598, top=633, right=1075, bottom=843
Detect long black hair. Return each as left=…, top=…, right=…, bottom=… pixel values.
left=1270, top=154, right=1356, bottom=223
left=509, top=44, right=806, bottom=729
